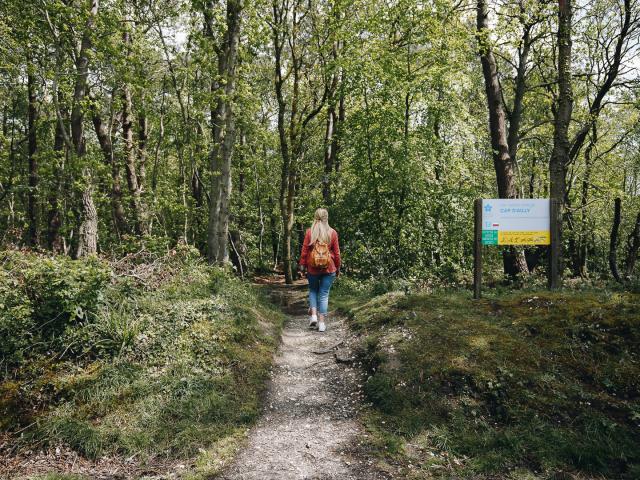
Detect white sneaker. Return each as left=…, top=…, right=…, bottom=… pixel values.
left=318, top=321, right=326, bottom=332
left=309, top=315, right=318, bottom=328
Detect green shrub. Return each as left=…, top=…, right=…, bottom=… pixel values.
left=21, top=255, right=110, bottom=334
left=2, top=249, right=284, bottom=464
left=0, top=270, right=34, bottom=366
left=0, top=252, right=110, bottom=370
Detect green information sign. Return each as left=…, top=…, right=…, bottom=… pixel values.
left=482, top=230, right=498, bottom=245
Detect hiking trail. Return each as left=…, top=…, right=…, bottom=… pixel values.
left=218, top=280, right=389, bottom=480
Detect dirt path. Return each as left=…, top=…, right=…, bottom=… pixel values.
left=219, top=283, right=389, bottom=480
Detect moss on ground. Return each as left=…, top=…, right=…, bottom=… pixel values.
left=335, top=285, right=640, bottom=479
left=1, top=249, right=284, bottom=478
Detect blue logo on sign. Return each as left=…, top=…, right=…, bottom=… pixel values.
left=484, top=204, right=492, bottom=212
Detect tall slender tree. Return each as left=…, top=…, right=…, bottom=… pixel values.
left=207, top=0, right=244, bottom=264
left=549, top=0, right=573, bottom=287
left=272, top=0, right=328, bottom=283
left=26, top=61, right=39, bottom=246
left=476, top=0, right=529, bottom=277
left=73, top=0, right=100, bottom=257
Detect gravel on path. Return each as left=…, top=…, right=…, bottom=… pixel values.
left=218, top=284, right=390, bottom=480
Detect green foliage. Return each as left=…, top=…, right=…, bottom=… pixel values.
left=1, top=0, right=639, bottom=285
left=0, top=269, right=34, bottom=367
left=0, top=252, right=110, bottom=370
left=338, top=285, right=640, bottom=478
left=2, top=250, right=283, bottom=463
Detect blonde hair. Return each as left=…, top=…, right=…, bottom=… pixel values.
left=310, top=208, right=331, bottom=244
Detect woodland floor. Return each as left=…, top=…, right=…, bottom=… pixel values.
left=2, top=277, right=393, bottom=480
left=218, top=278, right=391, bottom=480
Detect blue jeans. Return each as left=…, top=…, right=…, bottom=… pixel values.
left=307, top=273, right=336, bottom=315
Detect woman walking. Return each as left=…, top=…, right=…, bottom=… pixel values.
left=299, top=208, right=341, bottom=332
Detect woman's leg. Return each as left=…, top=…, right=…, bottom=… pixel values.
left=317, top=273, right=336, bottom=320
left=307, top=274, right=320, bottom=316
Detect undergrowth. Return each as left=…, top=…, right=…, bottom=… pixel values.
left=334, top=282, right=640, bottom=479
left=0, top=246, right=283, bottom=475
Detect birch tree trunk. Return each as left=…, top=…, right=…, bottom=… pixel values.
left=26, top=66, right=39, bottom=246
left=549, top=0, right=574, bottom=285
left=74, top=0, right=99, bottom=258
left=207, top=0, right=243, bottom=265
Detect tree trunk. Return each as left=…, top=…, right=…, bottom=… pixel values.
left=281, top=165, right=296, bottom=283
left=208, top=95, right=223, bottom=260
left=433, top=98, right=443, bottom=266
left=93, top=111, right=128, bottom=235
left=216, top=94, right=237, bottom=263
left=26, top=68, right=39, bottom=247
left=138, top=112, right=147, bottom=189
left=137, top=110, right=148, bottom=233
left=549, top=0, right=573, bottom=286
left=253, top=151, right=266, bottom=267
left=207, top=0, right=243, bottom=265
left=229, top=229, right=248, bottom=277
left=48, top=92, right=65, bottom=252
left=73, top=0, right=99, bottom=257
left=322, top=103, right=336, bottom=204
left=575, top=126, right=596, bottom=277
left=76, top=172, right=98, bottom=258
left=609, top=198, right=622, bottom=282
left=121, top=23, right=146, bottom=236
left=334, top=92, right=345, bottom=185
left=476, top=0, right=528, bottom=277
left=624, top=210, right=640, bottom=278
left=268, top=194, right=279, bottom=267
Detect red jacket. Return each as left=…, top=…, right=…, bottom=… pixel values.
left=299, top=228, right=341, bottom=275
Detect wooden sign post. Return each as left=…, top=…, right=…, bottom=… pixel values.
left=474, top=199, right=483, bottom=299
left=473, top=198, right=553, bottom=299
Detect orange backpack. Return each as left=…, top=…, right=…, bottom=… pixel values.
left=309, top=239, right=331, bottom=270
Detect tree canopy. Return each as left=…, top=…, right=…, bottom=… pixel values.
left=1, top=0, right=639, bottom=283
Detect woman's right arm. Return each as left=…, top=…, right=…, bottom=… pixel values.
left=299, top=229, right=311, bottom=268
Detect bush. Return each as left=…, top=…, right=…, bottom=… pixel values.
left=2, top=248, right=284, bottom=465
left=0, top=251, right=111, bottom=370
left=0, top=270, right=34, bottom=366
